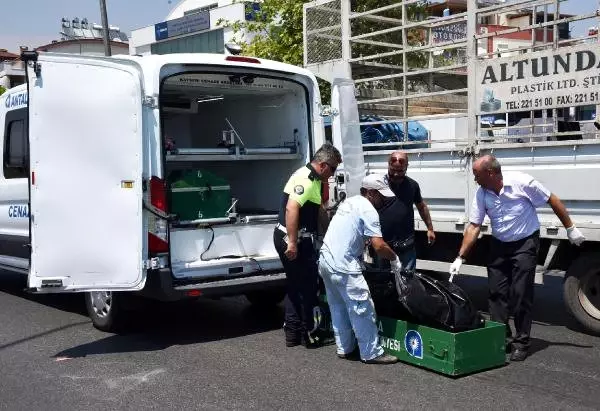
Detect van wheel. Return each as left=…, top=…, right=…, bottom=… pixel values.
left=85, top=291, right=125, bottom=332
left=245, top=289, right=285, bottom=307
left=563, top=253, right=600, bottom=335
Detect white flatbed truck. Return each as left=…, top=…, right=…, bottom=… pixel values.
left=304, top=0, right=600, bottom=334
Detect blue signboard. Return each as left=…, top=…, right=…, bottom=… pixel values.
left=155, top=11, right=211, bottom=41
left=245, top=2, right=261, bottom=21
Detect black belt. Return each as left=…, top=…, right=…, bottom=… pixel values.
left=276, top=223, right=315, bottom=239
left=391, top=235, right=415, bottom=251
left=491, top=230, right=540, bottom=245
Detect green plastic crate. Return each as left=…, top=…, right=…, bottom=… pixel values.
left=168, top=169, right=232, bottom=221
left=318, top=297, right=506, bottom=377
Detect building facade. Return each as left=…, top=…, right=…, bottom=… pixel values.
left=427, top=0, right=572, bottom=58
left=0, top=49, right=25, bottom=89
left=130, top=0, right=259, bottom=56
left=1, top=18, right=130, bottom=90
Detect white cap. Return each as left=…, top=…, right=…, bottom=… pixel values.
left=361, top=174, right=394, bottom=197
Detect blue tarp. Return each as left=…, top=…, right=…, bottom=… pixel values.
left=324, top=115, right=429, bottom=149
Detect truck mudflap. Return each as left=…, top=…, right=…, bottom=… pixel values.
left=139, top=268, right=287, bottom=302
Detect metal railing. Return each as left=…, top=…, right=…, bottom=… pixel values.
left=304, top=0, right=600, bottom=151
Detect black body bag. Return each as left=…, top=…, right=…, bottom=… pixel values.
left=365, top=270, right=485, bottom=333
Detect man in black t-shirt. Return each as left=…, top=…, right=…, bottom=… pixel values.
left=377, top=151, right=435, bottom=271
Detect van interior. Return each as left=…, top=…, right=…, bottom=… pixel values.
left=159, top=70, right=312, bottom=279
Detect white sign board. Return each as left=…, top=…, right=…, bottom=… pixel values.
left=433, top=22, right=467, bottom=44
left=476, top=43, right=600, bottom=115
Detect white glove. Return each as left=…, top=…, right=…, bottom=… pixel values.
left=449, top=257, right=463, bottom=282
left=390, top=256, right=402, bottom=275
left=567, top=226, right=585, bottom=246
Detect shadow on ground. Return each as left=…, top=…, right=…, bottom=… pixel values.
left=53, top=298, right=285, bottom=358
left=0, top=271, right=87, bottom=316
left=0, top=271, right=285, bottom=358
left=1, top=269, right=596, bottom=360
left=528, top=337, right=594, bottom=356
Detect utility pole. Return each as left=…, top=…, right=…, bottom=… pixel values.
left=99, top=0, right=111, bottom=56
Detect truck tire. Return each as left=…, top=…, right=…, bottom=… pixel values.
left=85, top=291, right=126, bottom=332
left=563, top=253, right=600, bottom=335
left=245, top=289, right=286, bottom=308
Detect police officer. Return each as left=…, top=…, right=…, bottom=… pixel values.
left=274, top=143, right=342, bottom=348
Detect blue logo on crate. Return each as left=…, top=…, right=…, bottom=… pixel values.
left=404, top=330, right=423, bottom=359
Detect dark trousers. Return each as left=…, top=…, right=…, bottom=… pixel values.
left=273, top=228, right=319, bottom=342
left=488, top=231, right=540, bottom=349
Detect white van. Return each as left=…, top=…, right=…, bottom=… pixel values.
left=0, top=51, right=331, bottom=331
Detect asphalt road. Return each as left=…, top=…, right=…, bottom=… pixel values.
left=1, top=271, right=599, bottom=411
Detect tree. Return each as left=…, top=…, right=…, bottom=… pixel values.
left=219, top=0, right=330, bottom=98
left=0, top=85, right=6, bottom=96
left=218, top=0, right=430, bottom=99
left=219, top=0, right=305, bottom=66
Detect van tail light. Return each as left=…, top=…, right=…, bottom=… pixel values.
left=150, top=176, right=167, bottom=211
left=148, top=176, right=169, bottom=254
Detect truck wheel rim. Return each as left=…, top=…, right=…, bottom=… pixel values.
left=578, top=271, right=600, bottom=321
left=91, top=291, right=112, bottom=318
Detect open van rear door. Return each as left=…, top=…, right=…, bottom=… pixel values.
left=330, top=78, right=365, bottom=199
left=25, top=53, right=146, bottom=292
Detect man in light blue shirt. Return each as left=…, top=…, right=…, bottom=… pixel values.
left=319, top=174, right=402, bottom=364
left=450, top=155, right=584, bottom=361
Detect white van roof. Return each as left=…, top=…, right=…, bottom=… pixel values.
left=115, top=53, right=316, bottom=78
left=34, top=52, right=320, bottom=98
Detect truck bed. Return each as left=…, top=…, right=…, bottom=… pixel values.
left=363, top=139, right=600, bottom=242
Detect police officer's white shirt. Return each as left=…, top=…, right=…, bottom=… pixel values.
left=319, top=195, right=382, bottom=275
left=469, top=171, right=551, bottom=242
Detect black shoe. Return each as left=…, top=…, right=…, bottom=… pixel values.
left=302, top=332, right=323, bottom=349
left=510, top=348, right=528, bottom=361
left=303, top=329, right=336, bottom=349
left=337, top=348, right=360, bottom=360
left=284, top=325, right=302, bottom=347
left=362, top=353, right=398, bottom=365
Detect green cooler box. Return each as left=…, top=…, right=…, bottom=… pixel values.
left=168, top=169, right=232, bottom=221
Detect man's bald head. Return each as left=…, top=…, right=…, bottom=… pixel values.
left=473, top=154, right=503, bottom=192
left=388, top=151, right=409, bottom=184
left=474, top=154, right=502, bottom=175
